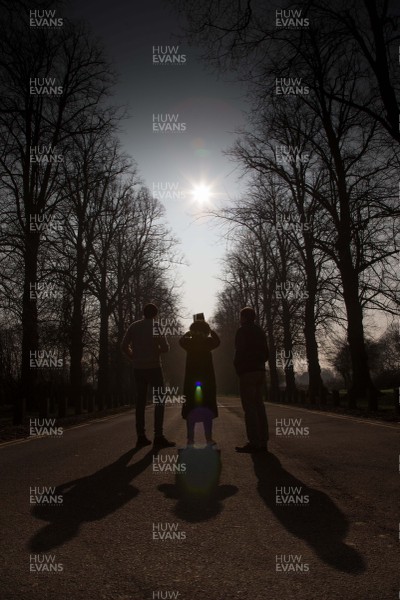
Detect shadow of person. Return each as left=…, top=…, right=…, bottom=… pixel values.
left=251, top=452, right=366, bottom=573
left=158, top=446, right=238, bottom=522
left=29, top=447, right=155, bottom=552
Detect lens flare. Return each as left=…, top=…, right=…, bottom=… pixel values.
left=191, top=184, right=212, bottom=205
left=195, top=382, right=202, bottom=405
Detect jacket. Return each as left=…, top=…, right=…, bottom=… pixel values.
left=234, top=323, right=269, bottom=376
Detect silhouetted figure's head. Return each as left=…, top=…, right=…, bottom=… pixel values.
left=143, top=303, right=158, bottom=319
left=189, top=320, right=210, bottom=337
left=240, top=306, right=256, bottom=325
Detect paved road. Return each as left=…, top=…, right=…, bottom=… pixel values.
left=0, top=398, right=398, bottom=600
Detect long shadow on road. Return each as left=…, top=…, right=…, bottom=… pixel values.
left=252, top=452, right=366, bottom=573
left=28, top=447, right=154, bottom=552
left=158, top=446, right=238, bottom=522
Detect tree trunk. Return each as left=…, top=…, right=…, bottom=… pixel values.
left=281, top=301, right=296, bottom=400
left=339, top=248, right=374, bottom=405
left=265, top=302, right=279, bottom=402
left=303, top=245, right=324, bottom=403
left=97, top=286, right=110, bottom=410
left=69, top=236, right=86, bottom=415
left=114, top=251, right=125, bottom=406
left=18, top=232, right=40, bottom=423
left=69, top=285, right=84, bottom=415
left=321, top=105, right=375, bottom=406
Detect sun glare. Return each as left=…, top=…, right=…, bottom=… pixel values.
left=191, top=183, right=212, bottom=205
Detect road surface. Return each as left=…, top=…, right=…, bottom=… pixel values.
left=0, top=398, right=398, bottom=600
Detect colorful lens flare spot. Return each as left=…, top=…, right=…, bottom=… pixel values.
left=195, top=382, right=203, bottom=404
left=191, top=137, right=209, bottom=157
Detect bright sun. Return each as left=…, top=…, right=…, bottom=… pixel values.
left=191, top=184, right=212, bottom=205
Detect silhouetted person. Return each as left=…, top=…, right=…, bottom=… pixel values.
left=121, top=303, right=175, bottom=448
left=179, top=320, right=220, bottom=446
left=234, top=306, right=269, bottom=453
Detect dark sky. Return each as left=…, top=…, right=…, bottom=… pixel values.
left=65, top=0, right=249, bottom=323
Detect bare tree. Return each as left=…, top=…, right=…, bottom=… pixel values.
left=0, top=2, right=119, bottom=421
left=170, top=0, right=399, bottom=404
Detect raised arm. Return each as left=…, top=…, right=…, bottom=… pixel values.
left=208, top=330, right=221, bottom=350
left=179, top=331, right=192, bottom=350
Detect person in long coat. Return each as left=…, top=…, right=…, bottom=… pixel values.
left=179, top=320, right=220, bottom=445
